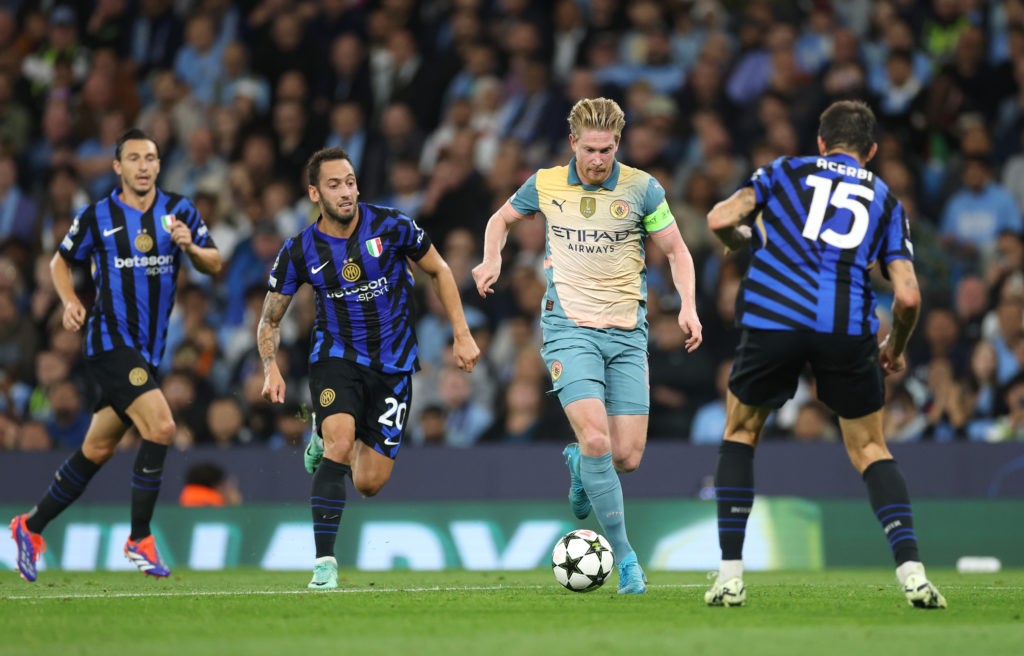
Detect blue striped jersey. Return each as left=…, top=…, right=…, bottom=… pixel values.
left=58, top=188, right=214, bottom=367
left=738, top=153, right=913, bottom=335
left=267, top=203, right=432, bottom=374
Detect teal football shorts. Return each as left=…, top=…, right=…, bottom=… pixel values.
left=540, top=325, right=649, bottom=415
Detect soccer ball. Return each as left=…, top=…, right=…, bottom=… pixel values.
left=551, top=529, right=614, bottom=593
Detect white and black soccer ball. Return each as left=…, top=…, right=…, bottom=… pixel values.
left=551, top=529, right=614, bottom=593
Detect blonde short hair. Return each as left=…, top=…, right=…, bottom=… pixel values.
left=567, top=97, right=626, bottom=141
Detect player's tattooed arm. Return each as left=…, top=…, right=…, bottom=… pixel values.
left=257, top=291, right=293, bottom=372
left=258, top=291, right=293, bottom=403
left=707, top=187, right=757, bottom=253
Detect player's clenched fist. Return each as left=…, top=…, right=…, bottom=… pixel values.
left=62, top=300, right=86, bottom=331
left=453, top=334, right=481, bottom=372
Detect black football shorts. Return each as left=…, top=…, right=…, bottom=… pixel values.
left=309, top=357, right=412, bottom=459
left=728, top=329, right=885, bottom=419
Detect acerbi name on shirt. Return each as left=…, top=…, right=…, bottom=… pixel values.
left=815, top=158, right=874, bottom=181
left=114, top=254, right=175, bottom=276
left=325, top=275, right=390, bottom=302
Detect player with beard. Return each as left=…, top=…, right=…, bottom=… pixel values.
left=10, top=129, right=221, bottom=582
left=472, top=98, right=703, bottom=594
left=258, top=147, right=480, bottom=588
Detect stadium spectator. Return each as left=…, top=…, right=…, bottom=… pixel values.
left=324, top=101, right=374, bottom=181
left=373, top=157, right=423, bottom=219
left=416, top=404, right=449, bottom=446
left=962, top=339, right=1005, bottom=440
left=136, top=69, right=204, bottom=147
left=179, top=461, right=242, bottom=506
left=26, top=349, right=71, bottom=424
left=15, top=420, right=53, bottom=452
left=939, top=153, right=1022, bottom=274
left=481, top=377, right=551, bottom=443
left=690, top=358, right=732, bottom=445
left=222, top=221, right=283, bottom=328
left=883, top=383, right=929, bottom=443
left=203, top=396, right=250, bottom=447
left=74, top=110, right=126, bottom=200
left=174, top=13, right=225, bottom=107
left=21, top=5, right=90, bottom=101
left=127, top=0, right=183, bottom=77
left=648, top=311, right=713, bottom=440
left=0, top=288, right=36, bottom=383
left=0, top=153, right=37, bottom=246
left=791, top=401, right=840, bottom=442
left=266, top=401, right=306, bottom=450
left=0, top=0, right=1020, bottom=462
left=44, top=379, right=90, bottom=449
left=985, top=372, right=1024, bottom=441
left=0, top=70, right=31, bottom=156
left=317, top=32, right=373, bottom=121
left=1002, top=127, right=1024, bottom=212
left=163, top=125, right=228, bottom=200
left=23, top=98, right=74, bottom=190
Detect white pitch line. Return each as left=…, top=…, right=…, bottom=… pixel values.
left=2, top=583, right=707, bottom=601
left=6, top=582, right=1023, bottom=601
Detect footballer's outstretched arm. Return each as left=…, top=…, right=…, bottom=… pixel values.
left=258, top=291, right=293, bottom=403
left=651, top=223, right=702, bottom=353
left=707, top=187, right=756, bottom=253
left=472, top=202, right=528, bottom=298
left=416, top=245, right=481, bottom=373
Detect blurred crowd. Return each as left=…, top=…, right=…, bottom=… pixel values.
left=1, top=0, right=1024, bottom=453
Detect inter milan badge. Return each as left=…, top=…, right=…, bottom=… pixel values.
left=580, top=197, right=596, bottom=218
left=128, top=367, right=149, bottom=386
left=341, top=259, right=361, bottom=282
left=610, top=200, right=630, bottom=219
left=550, top=360, right=563, bottom=382
left=320, top=388, right=336, bottom=407
left=160, top=214, right=176, bottom=232
left=134, top=231, right=154, bottom=252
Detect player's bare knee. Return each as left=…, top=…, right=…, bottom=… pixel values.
left=82, top=442, right=116, bottom=463
left=614, top=452, right=642, bottom=472
left=723, top=429, right=759, bottom=447
left=576, top=428, right=611, bottom=454
left=355, top=478, right=385, bottom=497
left=146, top=418, right=176, bottom=445
left=323, top=437, right=354, bottom=464
left=848, top=444, right=889, bottom=474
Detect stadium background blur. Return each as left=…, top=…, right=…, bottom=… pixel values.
left=1, top=0, right=1023, bottom=457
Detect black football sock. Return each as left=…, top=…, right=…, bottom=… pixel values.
left=25, top=450, right=102, bottom=534
left=130, top=440, right=169, bottom=541
left=863, top=458, right=920, bottom=565
left=311, top=458, right=350, bottom=559
left=715, top=441, right=755, bottom=561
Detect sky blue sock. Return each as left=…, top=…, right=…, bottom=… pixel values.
left=580, top=452, right=633, bottom=560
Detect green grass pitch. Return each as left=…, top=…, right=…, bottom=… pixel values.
left=2, top=569, right=1022, bottom=656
